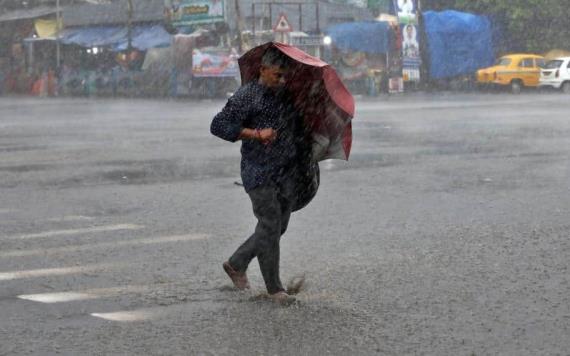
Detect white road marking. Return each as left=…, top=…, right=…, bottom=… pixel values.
left=91, top=310, right=152, bottom=322
left=0, top=209, right=17, bottom=214
left=0, top=263, right=122, bottom=281
left=43, top=215, right=95, bottom=222
left=4, top=224, right=144, bottom=240
left=18, top=292, right=94, bottom=303
left=1, top=234, right=208, bottom=258
left=18, top=285, right=152, bottom=303
left=90, top=301, right=221, bottom=323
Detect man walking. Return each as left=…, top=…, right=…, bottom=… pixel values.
left=210, top=48, right=302, bottom=304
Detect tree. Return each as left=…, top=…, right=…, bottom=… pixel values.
left=424, top=0, right=570, bottom=53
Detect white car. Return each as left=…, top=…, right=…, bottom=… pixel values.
left=539, top=57, right=570, bottom=93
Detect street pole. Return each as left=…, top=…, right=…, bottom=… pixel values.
left=298, top=3, right=302, bottom=32
left=127, top=0, right=133, bottom=51
left=127, top=0, right=133, bottom=69
left=234, top=0, right=243, bottom=52
left=252, top=3, right=255, bottom=37
left=56, top=0, right=60, bottom=68
left=316, top=1, right=320, bottom=33
left=269, top=4, right=272, bottom=32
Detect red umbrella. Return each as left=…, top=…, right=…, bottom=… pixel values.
left=238, top=42, right=355, bottom=161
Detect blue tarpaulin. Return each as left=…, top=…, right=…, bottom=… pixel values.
left=325, top=21, right=393, bottom=54
left=60, top=26, right=126, bottom=47
left=424, top=10, right=495, bottom=79
left=60, top=24, right=171, bottom=51
left=112, top=25, right=172, bottom=51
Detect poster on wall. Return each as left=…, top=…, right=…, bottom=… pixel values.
left=402, top=23, right=421, bottom=82
left=396, top=0, right=417, bottom=23
left=164, top=0, right=225, bottom=26
left=192, top=48, right=239, bottom=78
left=389, top=77, right=404, bottom=93
left=393, top=0, right=421, bottom=83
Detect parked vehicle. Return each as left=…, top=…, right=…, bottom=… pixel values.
left=476, top=54, right=545, bottom=93
left=539, top=57, right=570, bottom=93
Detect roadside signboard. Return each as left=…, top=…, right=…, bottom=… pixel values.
left=393, top=0, right=421, bottom=83
left=273, top=13, right=293, bottom=44
left=273, top=14, right=293, bottom=33
left=192, top=48, right=239, bottom=78
left=164, top=0, right=225, bottom=26
left=395, top=0, right=417, bottom=24
left=291, top=35, right=323, bottom=47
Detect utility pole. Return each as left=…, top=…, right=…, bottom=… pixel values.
left=56, top=0, right=60, bottom=68
left=316, top=1, right=320, bottom=33
left=127, top=0, right=133, bottom=52
left=126, top=0, right=133, bottom=69
left=298, top=3, right=302, bottom=32
left=234, top=0, right=243, bottom=52
left=252, top=3, right=255, bottom=36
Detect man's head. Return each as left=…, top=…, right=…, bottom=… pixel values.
left=259, top=48, right=289, bottom=89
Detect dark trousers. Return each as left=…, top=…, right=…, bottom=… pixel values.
left=229, top=178, right=295, bottom=294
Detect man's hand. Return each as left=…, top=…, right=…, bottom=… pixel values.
left=239, top=128, right=277, bottom=144
left=257, top=128, right=277, bottom=145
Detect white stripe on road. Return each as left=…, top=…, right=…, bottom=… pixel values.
left=90, top=301, right=222, bottom=323
left=43, top=215, right=95, bottom=222
left=0, top=209, right=17, bottom=214
left=19, top=292, right=94, bottom=303
left=91, top=310, right=153, bottom=322
left=4, top=224, right=143, bottom=240
left=1, top=234, right=208, bottom=258
left=0, top=263, right=123, bottom=281
left=18, top=285, right=152, bottom=303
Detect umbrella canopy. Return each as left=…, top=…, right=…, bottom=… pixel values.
left=238, top=42, right=355, bottom=161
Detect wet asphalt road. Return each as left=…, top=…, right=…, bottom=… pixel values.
left=0, top=94, right=569, bottom=355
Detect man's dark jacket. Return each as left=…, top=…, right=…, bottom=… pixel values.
left=210, top=81, right=319, bottom=211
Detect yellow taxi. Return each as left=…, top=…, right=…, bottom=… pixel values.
left=476, top=54, right=545, bottom=93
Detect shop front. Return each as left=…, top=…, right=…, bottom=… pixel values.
left=56, top=24, right=172, bottom=97
left=0, top=6, right=59, bottom=95
left=325, top=21, right=395, bottom=96
left=164, top=0, right=241, bottom=97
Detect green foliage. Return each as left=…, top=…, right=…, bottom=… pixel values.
left=367, top=0, right=391, bottom=12
left=425, top=0, right=570, bottom=53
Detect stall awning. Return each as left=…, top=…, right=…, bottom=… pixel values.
left=112, top=25, right=173, bottom=51
left=35, top=19, right=62, bottom=38
left=60, top=26, right=127, bottom=47
left=325, top=21, right=393, bottom=54
left=59, top=24, right=172, bottom=51
left=0, top=6, right=57, bottom=22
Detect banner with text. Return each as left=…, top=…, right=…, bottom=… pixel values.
left=164, top=0, right=225, bottom=26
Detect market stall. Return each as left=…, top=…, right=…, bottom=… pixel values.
left=57, top=23, right=172, bottom=96
left=325, top=21, right=395, bottom=95
left=164, top=0, right=241, bottom=98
